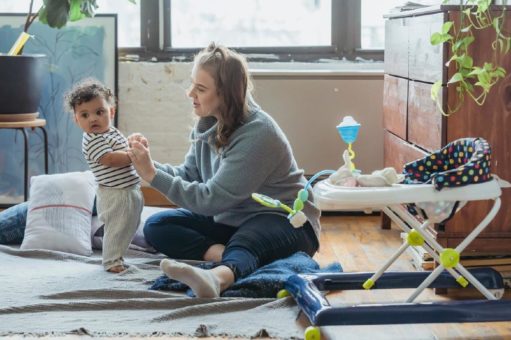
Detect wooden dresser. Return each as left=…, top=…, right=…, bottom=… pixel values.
left=383, top=6, right=511, bottom=255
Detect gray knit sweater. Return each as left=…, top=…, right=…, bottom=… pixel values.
left=150, top=107, right=321, bottom=240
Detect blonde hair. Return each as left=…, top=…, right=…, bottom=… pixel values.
left=193, top=42, right=253, bottom=150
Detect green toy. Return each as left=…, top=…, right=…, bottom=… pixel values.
left=251, top=189, right=309, bottom=228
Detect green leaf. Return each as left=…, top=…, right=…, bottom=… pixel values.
left=127, top=0, right=137, bottom=3
left=483, top=62, right=494, bottom=71
left=448, top=72, right=464, bottom=84
left=468, top=67, right=484, bottom=76
left=463, top=36, right=474, bottom=48
left=441, top=21, right=453, bottom=34
left=69, top=0, right=85, bottom=21
left=477, top=70, right=491, bottom=85
left=477, top=0, right=490, bottom=13
left=453, top=38, right=464, bottom=51
left=38, top=6, right=48, bottom=25
left=464, top=82, right=474, bottom=92
left=431, top=32, right=452, bottom=45
left=44, top=0, right=71, bottom=28
left=496, top=67, right=507, bottom=78
left=430, top=32, right=442, bottom=45
left=431, top=80, right=442, bottom=101
left=461, top=55, right=473, bottom=69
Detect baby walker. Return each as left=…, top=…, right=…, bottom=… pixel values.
left=253, top=116, right=511, bottom=340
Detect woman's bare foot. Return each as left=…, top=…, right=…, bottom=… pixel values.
left=107, top=265, right=125, bottom=273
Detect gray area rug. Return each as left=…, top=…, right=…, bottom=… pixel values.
left=0, top=245, right=303, bottom=338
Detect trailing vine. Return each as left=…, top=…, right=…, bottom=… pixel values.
left=430, top=0, right=510, bottom=116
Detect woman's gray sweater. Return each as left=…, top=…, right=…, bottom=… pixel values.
left=150, top=108, right=321, bottom=241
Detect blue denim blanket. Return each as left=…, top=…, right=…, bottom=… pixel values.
left=149, top=251, right=342, bottom=298
left=0, top=202, right=28, bottom=244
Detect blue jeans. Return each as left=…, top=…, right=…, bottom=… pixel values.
left=0, top=202, right=28, bottom=244
left=143, top=208, right=319, bottom=280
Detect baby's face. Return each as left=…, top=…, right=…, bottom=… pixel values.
left=74, top=96, right=115, bottom=134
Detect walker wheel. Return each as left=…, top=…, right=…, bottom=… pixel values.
left=276, top=289, right=290, bottom=299
left=304, top=326, right=321, bottom=340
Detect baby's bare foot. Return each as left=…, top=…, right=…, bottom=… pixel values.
left=107, top=265, right=125, bottom=273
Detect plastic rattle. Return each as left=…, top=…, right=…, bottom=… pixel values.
left=337, top=116, right=360, bottom=171
left=251, top=190, right=309, bottom=228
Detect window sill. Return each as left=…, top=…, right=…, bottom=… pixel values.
left=249, top=61, right=384, bottom=77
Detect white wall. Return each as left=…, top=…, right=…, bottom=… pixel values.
left=118, top=62, right=384, bottom=176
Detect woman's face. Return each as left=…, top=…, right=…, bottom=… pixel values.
left=187, top=66, right=222, bottom=119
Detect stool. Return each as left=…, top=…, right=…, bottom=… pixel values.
left=0, top=118, right=49, bottom=205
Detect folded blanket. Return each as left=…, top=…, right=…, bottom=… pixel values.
left=150, top=251, right=342, bottom=298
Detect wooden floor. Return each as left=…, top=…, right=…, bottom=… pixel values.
left=310, top=214, right=511, bottom=340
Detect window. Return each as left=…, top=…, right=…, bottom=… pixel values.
left=140, top=0, right=364, bottom=62
left=139, top=0, right=401, bottom=62
left=0, top=0, right=403, bottom=62
left=96, top=0, right=140, bottom=48
left=170, top=0, right=331, bottom=48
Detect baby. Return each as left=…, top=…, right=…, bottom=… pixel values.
left=65, top=78, right=144, bottom=273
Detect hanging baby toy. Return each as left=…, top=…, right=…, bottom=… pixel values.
left=336, top=115, right=360, bottom=171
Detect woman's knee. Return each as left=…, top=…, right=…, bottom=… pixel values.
left=143, top=210, right=181, bottom=248
left=227, top=214, right=318, bottom=262
left=142, top=216, right=159, bottom=246
left=142, top=208, right=214, bottom=259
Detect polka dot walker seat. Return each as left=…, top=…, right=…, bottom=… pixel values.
left=402, top=137, right=492, bottom=190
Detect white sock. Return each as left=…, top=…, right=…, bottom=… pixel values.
left=160, top=259, right=221, bottom=298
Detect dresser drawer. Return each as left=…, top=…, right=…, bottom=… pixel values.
left=407, top=12, right=446, bottom=83
left=408, top=80, right=444, bottom=151
left=384, top=17, right=408, bottom=78
left=384, top=130, right=428, bottom=172
left=383, top=74, right=407, bottom=140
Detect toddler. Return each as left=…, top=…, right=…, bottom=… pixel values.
left=65, top=78, right=144, bottom=273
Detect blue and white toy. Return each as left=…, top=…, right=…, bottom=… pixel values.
left=336, top=115, right=360, bottom=171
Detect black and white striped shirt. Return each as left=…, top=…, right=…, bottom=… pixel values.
left=82, top=127, right=140, bottom=188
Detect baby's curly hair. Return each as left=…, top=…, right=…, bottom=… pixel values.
left=64, top=78, right=116, bottom=113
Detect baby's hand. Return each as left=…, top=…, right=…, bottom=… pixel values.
left=128, top=133, right=149, bottom=148
left=128, top=141, right=156, bottom=183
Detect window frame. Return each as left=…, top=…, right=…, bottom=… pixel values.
left=119, top=0, right=383, bottom=62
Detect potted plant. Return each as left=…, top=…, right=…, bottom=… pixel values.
left=0, top=0, right=134, bottom=120
left=430, top=0, right=510, bottom=116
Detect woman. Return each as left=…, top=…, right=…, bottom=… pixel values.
left=127, top=42, right=320, bottom=298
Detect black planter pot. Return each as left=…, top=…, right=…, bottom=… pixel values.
left=0, top=54, right=46, bottom=115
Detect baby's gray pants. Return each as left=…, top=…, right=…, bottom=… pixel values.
left=97, top=185, right=144, bottom=270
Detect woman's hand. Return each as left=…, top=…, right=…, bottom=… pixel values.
left=127, top=141, right=157, bottom=183
left=127, top=133, right=149, bottom=148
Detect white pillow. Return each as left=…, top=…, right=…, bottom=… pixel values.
left=21, top=171, right=97, bottom=256
left=91, top=206, right=164, bottom=253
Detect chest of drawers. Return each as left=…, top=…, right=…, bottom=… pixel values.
left=383, top=6, right=511, bottom=255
